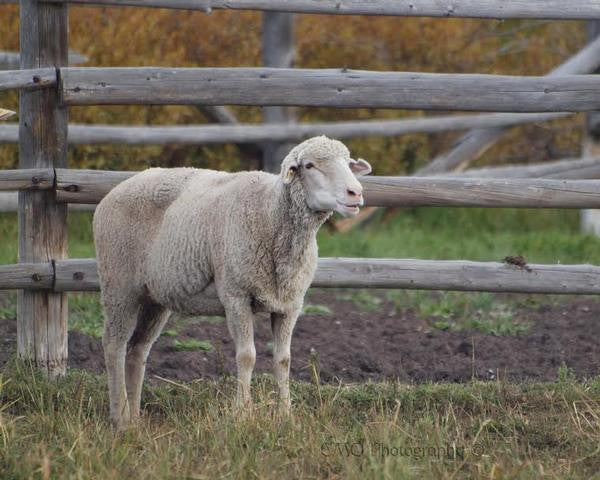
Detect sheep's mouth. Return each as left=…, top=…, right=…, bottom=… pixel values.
left=336, top=200, right=361, bottom=214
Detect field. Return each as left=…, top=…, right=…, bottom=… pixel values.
left=1, top=208, right=600, bottom=478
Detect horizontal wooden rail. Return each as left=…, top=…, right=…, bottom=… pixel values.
left=0, top=69, right=57, bottom=91
left=0, top=193, right=95, bottom=212
left=61, top=68, right=600, bottom=112
left=0, top=113, right=570, bottom=145
left=3, top=168, right=600, bottom=208
left=49, top=169, right=600, bottom=208
left=0, top=168, right=55, bottom=191
left=0, top=262, right=54, bottom=290
left=446, top=157, right=600, bottom=180
left=313, top=258, right=600, bottom=294
left=361, top=177, right=600, bottom=208
left=3, top=158, right=600, bottom=212
left=2, top=258, right=600, bottom=295
left=33, top=0, right=600, bottom=20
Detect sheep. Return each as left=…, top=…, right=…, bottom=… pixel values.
left=93, top=136, right=372, bottom=428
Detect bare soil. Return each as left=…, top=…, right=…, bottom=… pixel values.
left=1, top=291, right=599, bottom=383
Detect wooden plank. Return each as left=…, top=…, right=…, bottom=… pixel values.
left=313, top=258, right=600, bottom=294
left=18, top=0, right=69, bottom=377
left=9, top=257, right=600, bottom=295
left=0, top=113, right=571, bottom=145
left=0, top=168, right=54, bottom=191
left=7, top=157, right=600, bottom=212
left=53, top=168, right=600, bottom=208
left=55, top=169, right=134, bottom=203
left=37, top=0, right=600, bottom=20
left=54, top=259, right=99, bottom=292
left=454, top=157, right=600, bottom=180
left=0, top=192, right=96, bottom=212
left=0, top=68, right=57, bottom=91
left=0, top=262, right=54, bottom=290
left=419, top=33, right=600, bottom=175
left=61, top=67, right=600, bottom=112
left=262, top=11, right=296, bottom=173
left=360, top=177, right=600, bottom=208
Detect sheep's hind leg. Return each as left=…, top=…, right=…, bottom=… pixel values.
left=125, top=302, right=170, bottom=420
left=102, top=297, right=141, bottom=430
left=222, top=297, right=257, bottom=412
left=271, top=310, right=300, bottom=415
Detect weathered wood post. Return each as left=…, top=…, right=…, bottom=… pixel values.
left=581, top=21, right=600, bottom=236
left=18, top=0, right=69, bottom=376
left=262, top=12, right=295, bottom=173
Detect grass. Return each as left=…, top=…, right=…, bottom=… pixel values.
left=2, top=208, right=600, bottom=477
left=386, top=290, right=533, bottom=336
left=173, top=338, right=214, bottom=352
left=338, top=290, right=383, bottom=312
left=318, top=207, right=600, bottom=264
left=302, top=304, right=332, bottom=315
left=0, top=361, right=599, bottom=479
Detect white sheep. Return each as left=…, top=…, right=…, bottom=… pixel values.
left=93, top=136, right=371, bottom=428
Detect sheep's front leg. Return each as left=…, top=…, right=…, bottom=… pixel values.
left=271, top=308, right=300, bottom=415
left=223, top=297, right=257, bottom=411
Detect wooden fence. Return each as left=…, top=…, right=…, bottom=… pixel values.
left=2, top=0, right=600, bottom=375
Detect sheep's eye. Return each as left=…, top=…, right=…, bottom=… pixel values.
left=289, top=166, right=298, bottom=172
left=305, top=162, right=314, bottom=169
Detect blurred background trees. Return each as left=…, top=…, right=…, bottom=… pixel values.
left=0, top=4, right=586, bottom=174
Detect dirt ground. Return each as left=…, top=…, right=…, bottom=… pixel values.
left=1, top=291, right=599, bottom=383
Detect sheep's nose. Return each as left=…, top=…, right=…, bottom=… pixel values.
left=347, top=188, right=362, bottom=198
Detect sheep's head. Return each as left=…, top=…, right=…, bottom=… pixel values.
left=280, top=136, right=372, bottom=217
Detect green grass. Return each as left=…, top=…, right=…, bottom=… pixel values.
left=318, top=207, right=600, bottom=264
left=0, top=361, right=599, bottom=479
left=387, top=290, right=532, bottom=336
left=69, top=292, right=105, bottom=338
left=302, top=304, right=332, bottom=315
left=338, top=290, right=383, bottom=312
left=161, top=329, right=179, bottom=338
left=173, top=338, right=214, bottom=352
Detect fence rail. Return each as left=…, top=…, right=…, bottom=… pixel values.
left=3, top=67, right=600, bottom=113
left=1, top=257, right=599, bottom=295
left=3, top=168, right=600, bottom=209
left=445, top=157, right=600, bottom=180
left=3, top=157, right=600, bottom=212
left=23, top=0, right=600, bottom=20
left=61, top=68, right=600, bottom=112
left=0, top=68, right=56, bottom=91
left=0, top=113, right=572, bottom=145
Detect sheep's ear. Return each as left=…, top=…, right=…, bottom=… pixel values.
left=281, top=150, right=301, bottom=184
left=284, top=164, right=299, bottom=183
left=349, top=158, right=372, bottom=176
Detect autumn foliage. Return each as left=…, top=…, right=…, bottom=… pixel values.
left=0, top=5, right=587, bottom=173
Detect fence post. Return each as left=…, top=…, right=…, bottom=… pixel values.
left=18, top=0, right=69, bottom=376
left=581, top=21, right=600, bottom=236
left=262, top=12, right=295, bottom=173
